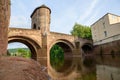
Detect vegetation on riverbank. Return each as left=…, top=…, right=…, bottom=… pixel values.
left=71, top=23, right=92, bottom=39
left=7, top=48, right=31, bottom=58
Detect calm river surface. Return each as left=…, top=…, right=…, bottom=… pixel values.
left=49, top=54, right=120, bottom=80
left=95, top=55, right=120, bottom=80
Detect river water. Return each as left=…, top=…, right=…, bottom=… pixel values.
left=95, top=55, right=120, bottom=80
left=49, top=54, right=120, bottom=80
left=78, top=54, right=120, bottom=80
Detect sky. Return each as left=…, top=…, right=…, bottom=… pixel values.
left=8, top=0, right=120, bottom=49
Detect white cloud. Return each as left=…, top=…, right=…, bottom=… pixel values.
left=84, top=5, right=103, bottom=26
left=50, top=0, right=80, bottom=34
left=85, top=11, right=99, bottom=26
left=10, top=0, right=45, bottom=29
left=77, top=0, right=100, bottom=23
left=10, top=0, right=31, bottom=28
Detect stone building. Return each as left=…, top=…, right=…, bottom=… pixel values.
left=91, top=13, right=120, bottom=45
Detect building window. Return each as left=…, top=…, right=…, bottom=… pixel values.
left=103, top=22, right=105, bottom=29
left=104, top=31, right=107, bottom=37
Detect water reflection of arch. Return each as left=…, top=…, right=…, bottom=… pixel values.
left=8, top=36, right=41, bottom=60
left=48, top=39, right=75, bottom=77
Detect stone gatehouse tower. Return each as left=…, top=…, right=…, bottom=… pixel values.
left=30, top=5, right=52, bottom=66
left=31, top=5, right=51, bottom=35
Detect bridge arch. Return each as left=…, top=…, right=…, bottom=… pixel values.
left=81, top=43, right=93, bottom=54
left=49, top=39, right=74, bottom=52
left=48, top=39, right=75, bottom=76
left=8, top=36, right=41, bottom=60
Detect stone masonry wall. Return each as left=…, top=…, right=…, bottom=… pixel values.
left=93, top=39, right=120, bottom=55
left=0, top=0, right=10, bottom=55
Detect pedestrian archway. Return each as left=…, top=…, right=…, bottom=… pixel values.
left=8, top=36, right=41, bottom=60
left=8, top=42, right=32, bottom=59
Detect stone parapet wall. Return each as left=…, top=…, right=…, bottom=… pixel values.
left=49, top=32, right=76, bottom=45
left=8, top=28, right=42, bottom=48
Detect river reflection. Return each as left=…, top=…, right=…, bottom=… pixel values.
left=96, top=65, right=120, bottom=80
left=95, top=54, right=120, bottom=80
left=79, top=54, right=120, bottom=80
left=49, top=54, right=120, bottom=80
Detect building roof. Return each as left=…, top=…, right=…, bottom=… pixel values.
left=30, top=4, right=51, bottom=18
left=90, top=13, right=120, bottom=27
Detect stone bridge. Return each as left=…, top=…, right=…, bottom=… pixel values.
left=8, top=27, right=93, bottom=79
left=8, top=5, right=93, bottom=79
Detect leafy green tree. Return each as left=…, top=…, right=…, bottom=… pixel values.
left=71, top=23, right=92, bottom=39
left=8, top=48, right=31, bottom=58
left=17, top=48, right=31, bottom=58
left=50, top=44, right=64, bottom=71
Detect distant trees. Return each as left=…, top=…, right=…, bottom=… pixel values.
left=8, top=48, right=31, bottom=58
left=17, top=48, right=31, bottom=58
left=71, top=23, right=92, bottom=39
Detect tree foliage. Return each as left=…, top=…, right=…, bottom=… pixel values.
left=71, top=23, right=92, bottom=39
left=8, top=48, right=31, bottom=58
left=50, top=44, right=64, bottom=71
left=17, top=48, right=31, bottom=58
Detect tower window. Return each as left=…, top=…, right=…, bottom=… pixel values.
left=104, top=31, right=107, bottom=37
left=38, top=26, right=40, bottom=30
left=33, top=24, right=36, bottom=29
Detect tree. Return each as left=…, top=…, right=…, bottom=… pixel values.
left=8, top=48, right=31, bottom=58
left=17, top=48, right=31, bottom=58
left=71, top=23, right=92, bottom=39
